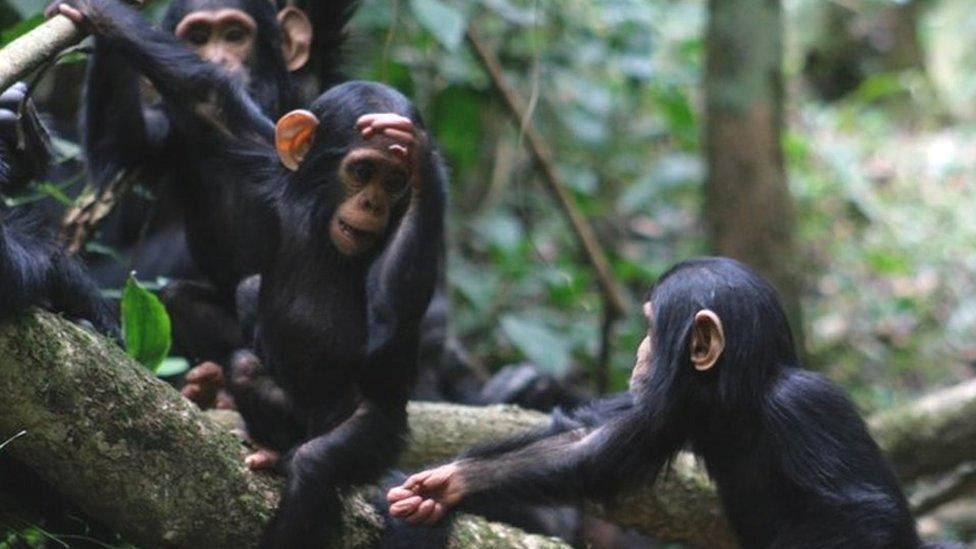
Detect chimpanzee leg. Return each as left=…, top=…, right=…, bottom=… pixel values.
left=225, top=349, right=304, bottom=453
left=263, top=399, right=408, bottom=548
left=160, top=279, right=242, bottom=363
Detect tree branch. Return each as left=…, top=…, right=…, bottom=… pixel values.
left=0, top=311, right=569, bottom=548
left=0, top=311, right=973, bottom=546
left=0, top=16, right=84, bottom=94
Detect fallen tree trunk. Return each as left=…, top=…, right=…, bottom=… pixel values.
left=0, top=312, right=568, bottom=548
left=1, top=311, right=975, bottom=547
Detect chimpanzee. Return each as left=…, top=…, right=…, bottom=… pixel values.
left=0, top=83, right=113, bottom=334
left=51, top=3, right=445, bottom=547
left=273, top=0, right=359, bottom=100
left=65, top=0, right=331, bottom=364
left=388, top=257, right=930, bottom=548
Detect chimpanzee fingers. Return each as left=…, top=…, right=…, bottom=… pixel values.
left=0, top=83, right=27, bottom=110
left=180, top=384, right=202, bottom=402
left=386, top=486, right=416, bottom=504
left=389, top=494, right=423, bottom=518
left=388, top=144, right=409, bottom=161
left=405, top=498, right=436, bottom=525
left=423, top=503, right=447, bottom=526
left=244, top=448, right=280, bottom=470
left=185, top=361, right=224, bottom=384
left=404, top=470, right=433, bottom=491
left=381, top=128, right=415, bottom=145
left=356, top=113, right=414, bottom=140
left=55, top=4, right=87, bottom=25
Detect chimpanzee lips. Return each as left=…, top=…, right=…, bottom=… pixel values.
left=337, top=218, right=373, bottom=242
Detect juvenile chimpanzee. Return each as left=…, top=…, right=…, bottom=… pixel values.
left=0, top=83, right=113, bottom=334
left=69, top=0, right=321, bottom=362
left=389, top=257, right=929, bottom=548
left=51, top=2, right=445, bottom=546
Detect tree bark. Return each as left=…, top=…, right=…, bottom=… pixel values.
left=1, top=311, right=974, bottom=547
left=704, top=0, right=805, bottom=351
left=0, top=311, right=569, bottom=549
left=0, top=16, right=84, bottom=92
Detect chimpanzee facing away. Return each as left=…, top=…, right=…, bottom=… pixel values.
left=51, top=2, right=445, bottom=547
left=0, top=84, right=114, bottom=334
left=389, top=257, right=931, bottom=548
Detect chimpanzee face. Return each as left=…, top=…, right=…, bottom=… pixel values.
left=328, top=143, right=411, bottom=256
left=175, top=9, right=257, bottom=77
left=630, top=300, right=655, bottom=392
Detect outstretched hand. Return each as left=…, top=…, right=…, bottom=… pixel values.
left=386, top=462, right=465, bottom=525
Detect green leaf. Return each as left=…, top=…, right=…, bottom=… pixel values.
left=409, top=0, right=465, bottom=51
left=121, top=274, right=172, bottom=372
left=500, top=314, right=573, bottom=376
left=155, top=357, right=191, bottom=377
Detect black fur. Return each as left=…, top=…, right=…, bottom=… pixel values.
left=79, top=0, right=306, bottom=362
left=247, top=82, right=446, bottom=548
left=444, top=257, right=926, bottom=549
left=0, top=84, right=114, bottom=334
left=274, top=0, right=359, bottom=97
left=54, top=4, right=445, bottom=545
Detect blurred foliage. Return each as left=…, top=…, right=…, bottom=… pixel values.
left=0, top=0, right=974, bottom=406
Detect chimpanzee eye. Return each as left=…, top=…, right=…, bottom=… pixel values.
left=349, top=161, right=375, bottom=184
left=385, top=171, right=409, bottom=196
left=224, top=26, right=248, bottom=43
left=186, top=26, right=210, bottom=46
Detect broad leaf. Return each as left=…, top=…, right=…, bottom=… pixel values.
left=121, top=274, right=172, bottom=372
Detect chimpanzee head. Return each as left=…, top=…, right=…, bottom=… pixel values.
left=162, top=0, right=309, bottom=115
left=273, top=81, right=424, bottom=257
left=634, top=257, right=797, bottom=410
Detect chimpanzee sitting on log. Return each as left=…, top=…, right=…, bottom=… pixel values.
left=50, top=2, right=444, bottom=547
left=389, top=257, right=937, bottom=548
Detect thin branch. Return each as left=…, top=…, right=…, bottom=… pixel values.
left=465, top=26, right=630, bottom=318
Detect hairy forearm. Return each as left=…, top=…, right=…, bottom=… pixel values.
left=78, top=0, right=272, bottom=140
left=456, top=428, right=596, bottom=506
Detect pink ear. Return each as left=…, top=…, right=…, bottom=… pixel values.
left=275, top=110, right=319, bottom=171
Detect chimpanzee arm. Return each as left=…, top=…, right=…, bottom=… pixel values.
left=460, top=391, right=638, bottom=461
left=0, top=86, right=115, bottom=335
left=364, top=144, right=446, bottom=355
left=53, top=0, right=273, bottom=143
left=83, top=39, right=166, bottom=189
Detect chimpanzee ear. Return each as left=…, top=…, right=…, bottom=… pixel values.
left=276, top=110, right=318, bottom=171
left=277, top=7, right=312, bottom=72
left=690, top=309, right=725, bottom=372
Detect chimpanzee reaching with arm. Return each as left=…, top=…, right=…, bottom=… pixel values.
left=0, top=83, right=114, bottom=334
left=389, top=257, right=933, bottom=548
left=51, top=3, right=445, bottom=546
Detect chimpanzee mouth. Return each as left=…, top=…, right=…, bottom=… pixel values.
left=337, top=218, right=373, bottom=243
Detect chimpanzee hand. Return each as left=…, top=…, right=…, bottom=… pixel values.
left=386, top=462, right=465, bottom=525
left=0, top=83, right=51, bottom=191
left=356, top=113, right=427, bottom=189
left=180, top=361, right=236, bottom=410
left=45, top=0, right=110, bottom=32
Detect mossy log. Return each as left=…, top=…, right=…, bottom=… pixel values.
left=0, top=312, right=567, bottom=548
left=1, top=312, right=974, bottom=547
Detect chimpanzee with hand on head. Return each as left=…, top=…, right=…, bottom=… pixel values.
left=389, top=257, right=942, bottom=548
left=0, top=83, right=114, bottom=335
left=50, top=2, right=445, bottom=546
